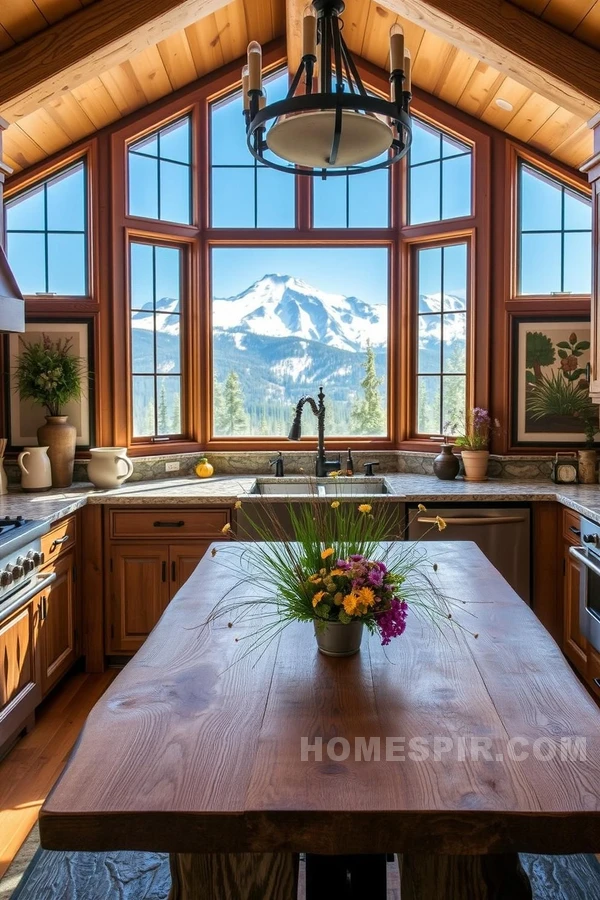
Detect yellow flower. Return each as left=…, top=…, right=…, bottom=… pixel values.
left=330, top=568, right=344, bottom=576
left=343, top=586, right=377, bottom=617
left=234, top=500, right=242, bottom=509
left=333, top=592, right=344, bottom=605
left=328, top=470, right=342, bottom=478
left=418, top=503, right=427, bottom=512
left=308, top=574, right=322, bottom=584
left=435, top=516, right=447, bottom=532
left=221, top=523, right=232, bottom=534
left=358, top=504, right=372, bottom=514
left=331, top=500, right=340, bottom=509
left=312, top=590, right=326, bottom=608
left=321, top=548, right=334, bottom=560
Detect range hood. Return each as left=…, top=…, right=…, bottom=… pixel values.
left=0, top=244, right=24, bottom=333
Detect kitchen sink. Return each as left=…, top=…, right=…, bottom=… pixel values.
left=247, top=477, right=388, bottom=496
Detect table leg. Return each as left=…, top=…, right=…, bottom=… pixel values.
left=168, top=852, right=299, bottom=900
left=400, top=853, right=533, bottom=900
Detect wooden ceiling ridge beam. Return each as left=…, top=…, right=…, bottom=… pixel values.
left=0, top=0, right=231, bottom=124
left=380, top=0, right=600, bottom=121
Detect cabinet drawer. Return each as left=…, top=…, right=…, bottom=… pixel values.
left=109, top=508, right=231, bottom=540
left=42, top=515, right=77, bottom=567
left=563, top=508, right=581, bottom=544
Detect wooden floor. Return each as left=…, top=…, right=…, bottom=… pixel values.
left=0, top=668, right=118, bottom=880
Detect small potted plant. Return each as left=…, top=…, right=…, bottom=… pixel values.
left=579, top=415, right=599, bottom=484
left=454, top=408, right=498, bottom=482
left=15, top=335, right=85, bottom=488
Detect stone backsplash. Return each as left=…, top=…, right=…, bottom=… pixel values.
left=1, top=449, right=559, bottom=486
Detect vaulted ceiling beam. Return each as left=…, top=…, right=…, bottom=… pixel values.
left=381, top=0, right=600, bottom=120
left=0, top=0, right=230, bottom=123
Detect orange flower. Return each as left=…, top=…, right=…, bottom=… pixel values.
left=312, top=590, right=326, bottom=608
left=343, top=586, right=377, bottom=617
left=321, top=548, right=334, bottom=560
left=358, top=504, right=372, bottom=514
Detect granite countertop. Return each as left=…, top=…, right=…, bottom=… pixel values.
left=1, top=473, right=600, bottom=528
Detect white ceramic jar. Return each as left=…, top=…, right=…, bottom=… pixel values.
left=88, top=447, right=134, bottom=489
left=18, top=446, right=53, bottom=492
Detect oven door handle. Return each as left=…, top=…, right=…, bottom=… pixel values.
left=569, top=545, right=600, bottom=578
left=0, top=571, right=57, bottom=626
left=417, top=516, right=526, bottom=526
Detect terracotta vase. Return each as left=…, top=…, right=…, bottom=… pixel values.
left=433, top=444, right=460, bottom=480
left=461, top=449, right=490, bottom=482
left=37, top=415, right=77, bottom=488
left=578, top=449, right=597, bottom=485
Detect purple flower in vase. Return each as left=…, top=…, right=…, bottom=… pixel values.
left=368, top=568, right=384, bottom=587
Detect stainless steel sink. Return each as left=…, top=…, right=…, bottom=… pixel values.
left=247, top=477, right=388, bottom=496
left=319, top=478, right=388, bottom=496
left=249, top=478, right=318, bottom=495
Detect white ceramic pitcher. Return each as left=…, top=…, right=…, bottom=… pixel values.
left=88, top=447, right=134, bottom=489
left=18, top=446, right=52, bottom=492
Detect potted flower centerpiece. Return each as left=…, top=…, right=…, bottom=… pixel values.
left=15, top=335, right=85, bottom=488
left=454, top=408, right=498, bottom=482
left=208, top=493, right=469, bottom=658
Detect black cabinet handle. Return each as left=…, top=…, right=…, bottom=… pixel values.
left=171, top=561, right=176, bottom=582
left=161, top=562, right=167, bottom=582
left=569, top=526, right=581, bottom=537
left=154, top=521, right=185, bottom=528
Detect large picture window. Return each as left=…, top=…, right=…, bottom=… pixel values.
left=211, top=246, right=389, bottom=437
left=129, top=241, right=183, bottom=439
left=517, top=162, right=592, bottom=296
left=6, top=161, right=87, bottom=296
left=415, top=242, right=468, bottom=436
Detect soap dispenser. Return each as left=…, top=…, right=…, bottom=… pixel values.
left=346, top=449, right=354, bottom=477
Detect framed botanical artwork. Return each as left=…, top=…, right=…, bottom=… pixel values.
left=7, top=320, right=94, bottom=450
left=511, top=317, right=597, bottom=446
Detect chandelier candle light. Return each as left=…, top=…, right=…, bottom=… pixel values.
left=242, top=0, right=413, bottom=175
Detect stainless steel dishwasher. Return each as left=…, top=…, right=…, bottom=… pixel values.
left=407, top=503, right=531, bottom=604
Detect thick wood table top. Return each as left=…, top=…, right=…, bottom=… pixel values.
left=40, top=542, right=600, bottom=856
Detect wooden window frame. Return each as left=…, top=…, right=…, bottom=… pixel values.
left=11, top=40, right=594, bottom=458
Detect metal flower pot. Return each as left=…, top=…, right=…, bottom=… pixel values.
left=314, top=620, right=364, bottom=657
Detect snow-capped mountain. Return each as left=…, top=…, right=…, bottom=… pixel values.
left=213, top=274, right=386, bottom=353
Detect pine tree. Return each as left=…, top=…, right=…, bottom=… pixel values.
left=350, top=342, right=386, bottom=435
left=223, top=370, right=248, bottom=435
left=213, top=378, right=226, bottom=435
left=170, top=393, right=181, bottom=434
left=157, top=382, right=169, bottom=435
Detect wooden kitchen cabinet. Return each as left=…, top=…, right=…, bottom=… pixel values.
left=109, top=544, right=170, bottom=654
left=169, top=543, right=211, bottom=594
left=562, top=509, right=587, bottom=677
left=0, top=599, right=40, bottom=746
left=106, top=506, right=232, bottom=656
left=38, top=551, right=77, bottom=697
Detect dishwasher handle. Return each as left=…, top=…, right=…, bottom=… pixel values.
left=417, top=515, right=526, bottom=526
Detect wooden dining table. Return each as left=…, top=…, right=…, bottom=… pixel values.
left=40, top=541, right=600, bottom=899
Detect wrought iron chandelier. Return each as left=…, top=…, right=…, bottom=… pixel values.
left=242, top=0, right=412, bottom=176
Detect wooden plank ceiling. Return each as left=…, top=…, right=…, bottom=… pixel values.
left=0, top=0, right=595, bottom=174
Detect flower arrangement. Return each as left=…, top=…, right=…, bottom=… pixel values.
left=207, top=491, right=468, bottom=659
left=454, top=407, right=498, bottom=450
left=14, top=335, right=85, bottom=416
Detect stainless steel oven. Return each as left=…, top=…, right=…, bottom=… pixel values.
left=569, top=515, right=600, bottom=654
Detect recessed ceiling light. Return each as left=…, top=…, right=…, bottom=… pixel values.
left=495, top=98, right=514, bottom=111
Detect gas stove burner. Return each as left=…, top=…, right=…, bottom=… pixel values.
left=0, top=515, right=31, bottom=534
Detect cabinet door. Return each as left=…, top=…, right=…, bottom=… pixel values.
left=0, top=600, right=41, bottom=744
left=169, top=543, right=211, bottom=596
left=109, top=545, right=170, bottom=654
left=39, top=552, right=77, bottom=697
left=563, top=545, right=587, bottom=676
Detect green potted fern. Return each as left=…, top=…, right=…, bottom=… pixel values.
left=15, top=336, right=85, bottom=488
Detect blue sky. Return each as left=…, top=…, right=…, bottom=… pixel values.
left=212, top=247, right=389, bottom=306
